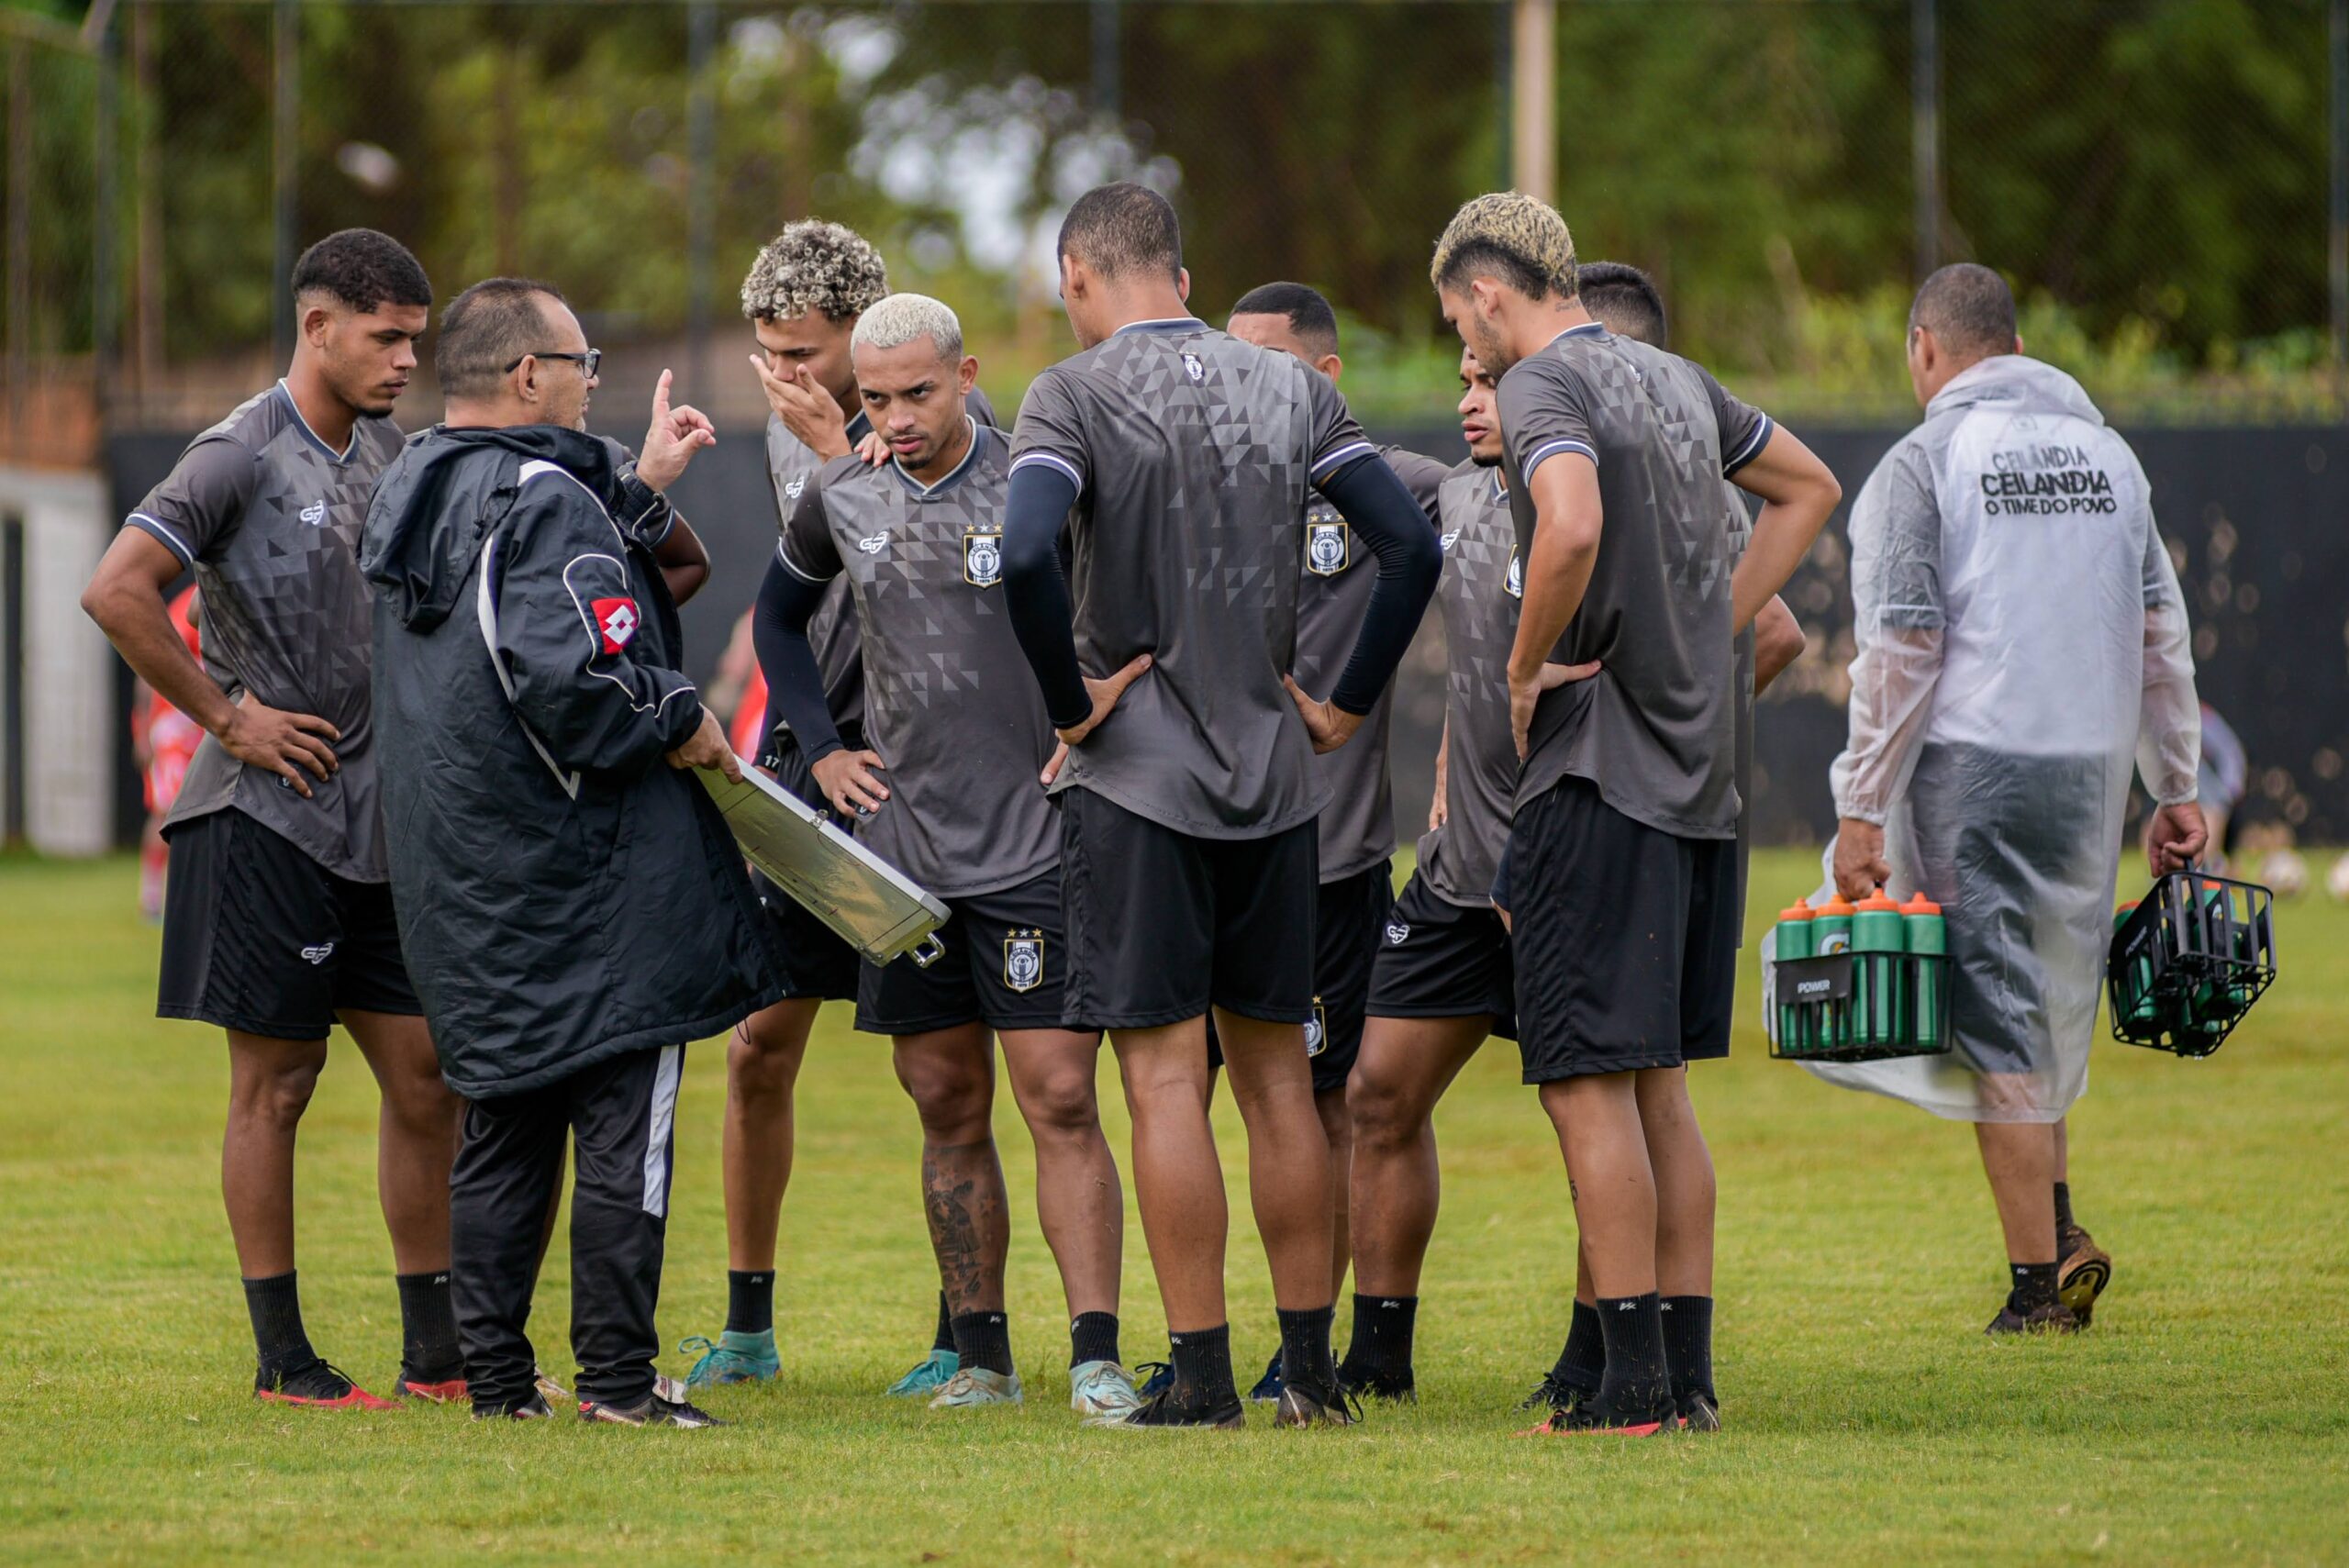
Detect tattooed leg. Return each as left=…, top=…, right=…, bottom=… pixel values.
left=894, top=1025, right=1009, bottom=1314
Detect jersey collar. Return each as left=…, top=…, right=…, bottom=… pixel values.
left=1112, top=317, right=1209, bottom=337
left=275, top=380, right=360, bottom=464
left=891, top=417, right=984, bottom=499
left=1535, top=321, right=1609, bottom=356
left=845, top=406, right=874, bottom=442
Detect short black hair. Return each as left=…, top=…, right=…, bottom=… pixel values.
left=435, top=278, right=566, bottom=400
left=1909, top=262, right=2017, bottom=358
left=1577, top=261, right=1667, bottom=350
left=291, top=228, right=432, bottom=316
left=1057, top=183, right=1183, bottom=284
left=1229, top=282, right=1340, bottom=359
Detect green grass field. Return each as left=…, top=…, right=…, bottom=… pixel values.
left=2, top=848, right=2343, bottom=1565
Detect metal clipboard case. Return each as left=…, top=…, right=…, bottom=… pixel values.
left=696, top=762, right=948, bottom=967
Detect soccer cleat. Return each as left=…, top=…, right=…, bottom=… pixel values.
left=1094, top=1385, right=1246, bottom=1429
left=1987, top=1300, right=2081, bottom=1336
left=579, top=1393, right=726, bottom=1428
left=1133, top=1360, right=1174, bottom=1399
left=253, top=1361, right=399, bottom=1412
left=885, top=1347, right=960, bottom=1398
left=391, top=1369, right=468, bottom=1404
left=1337, top=1362, right=1417, bottom=1405
left=1069, top=1360, right=1143, bottom=1419
left=1274, top=1381, right=1361, bottom=1429
left=533, top=1365, right=572, bottom=1407
left=1520, top=1373, right=1587, bottom=1416
left=1247, top=1351, right=1286, bottom=1403
left=678, top=1330, right=780, bottom=1389
left=1677, top=1392, right=1722, bottom=1432
left=2057, top=1226, right=2113, bottom=1328
left=928, top=1367, right=1023, bottom=1409
left=473, top=1393, right=554, bottom=1420
left=1518, top=1394, right=1676, bottom=1438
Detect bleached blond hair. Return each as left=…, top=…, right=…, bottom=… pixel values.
left=1430, top=192, right=1578, bottom=301
left=850, top=293, right=963, bottom=361
left=740, top=220, right=890, bottom=323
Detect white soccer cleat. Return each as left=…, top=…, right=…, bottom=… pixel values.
left=1068, top=1359, right=1143, bottom=1419
left=927, top=1367, right=1022, bottom=1409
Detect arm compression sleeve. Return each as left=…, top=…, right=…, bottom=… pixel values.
left=751, top=551, right=845, bottom=764
left=1001, top=462, right=1092, bottom=729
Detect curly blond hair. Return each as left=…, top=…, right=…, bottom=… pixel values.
left=1430, top=193, right=1577, bottom=301
left=740, top=220, right=890, bottom=324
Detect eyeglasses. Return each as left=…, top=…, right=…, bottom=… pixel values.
left=505, top=348, right=602, bottom=379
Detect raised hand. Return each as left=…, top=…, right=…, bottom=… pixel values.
left=638, top=369, right=717, bottom=492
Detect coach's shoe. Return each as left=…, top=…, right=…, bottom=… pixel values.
left=1247, top=1351, right=1286, bottom=1404
left=533, top=1365, right=572, bottom=1407
left=1677, top=1392, right=1722, bottom=1433
left=1986, top=1299, right=2080, bottom=1336
left=1095, top=1385, right=1246, bottom=1430
left=579, top=1393, right=726, bottom=1428
left=473, top=1393, right=554, bottom=1420
left=929, top=1367, right=1022, bottom=1409
left=679, top=1331, right=780, bottom=1389
left=2057, top=1226, right=2113, bottom=1328
left=1274, top=1379, right=1361, bottom=1429
left=392, top=1365, right=468, bottom=1404
left=885, top=1348, right=960, bottom=1398
left=1069, top=1360, right=1143, bottom=1420
left=1133, top=1359, right=1174, bottom=1400
left=253, top=1360, right=399, bottom=1412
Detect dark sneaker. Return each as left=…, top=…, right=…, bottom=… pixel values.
left=1986, top=1300, right=2081, bottom=1336
left=1337, top=1362, right=1417, bottom=1405
left=579, top=1393, right=726, bottom=1428
left=1274, top=1381, right=1361, bottom=1429
left=1096, top=1385, right=1245, bottom=1429
left=1133, top=1360, right=1174, bottom=1399
left=253, top=1360, right=398, bottom=1411
left=392, top=1366, right=468, bottom=1405
left=473, top=1393, right=554, bottom=1420
left=1677, top=1392, right=1721, bottom=1432
left=1520, top=1372, right=1587, bottom=1416
left=2057, top=1226, right=2113, bottom=1328
left=1247, top=1351, right=1285, bottom=1403
left=1520, top=1388, right=1675, bottom=1438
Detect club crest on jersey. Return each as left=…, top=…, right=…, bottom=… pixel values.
left=963, top=528, right=1004, bottom=588
left=1505, top=550, right=1525, bottom=599
left=592, top=596, right=640, bottom=653
left=1306, top=520, right=1349, bottom=577
left=1305, top=998, right=1329, bottom=1058
left=1004, top=931, right=1045, bottom=994
left=1181, top=352, right=1205, bottom=384
left=856, top=532, right=889, bottom=555
left=299, top=499, right=327, bottom=527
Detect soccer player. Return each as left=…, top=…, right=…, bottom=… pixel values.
left=1815, top=264, right=2204, bottom=1333
left=1001, top=183, right=1442, bottom=1428
left=80, top=229, right=461, bottom=1410
left=363, top=277, right=774, bottom=1427
left=1431, top=193, right=1840, bottom=1433
left=754, top=293, right=1141, bottom=1418
left=687, top=221, right=1001, bottom=1395
left=1220, top=282, right=1446, bottom=1403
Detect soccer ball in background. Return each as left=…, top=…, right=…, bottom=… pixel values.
left=2259, top=848, right=2309, bottom=900
left=2326, top=852, right=2349, bottom=905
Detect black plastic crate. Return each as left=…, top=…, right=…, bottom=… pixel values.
left=2108, top=869, right=2276, bottom=1058
left=1770, top=950, right=1953, bottom=1064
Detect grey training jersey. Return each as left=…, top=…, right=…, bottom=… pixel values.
left=1010, top=317, right=1373, bottom=839
left=127, top=381, right=402, bottom=881
left=766, top=384, right=998, bottom=735
left=1293, top=445, right=1447, bottom=881
left=1413, top=462, right=1521, bottom=908
left=1497, top=322, right=1772, bottom=840
left=779, top=423, right=1057, bottom=898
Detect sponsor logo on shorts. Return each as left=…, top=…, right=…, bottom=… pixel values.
left=1305, top=998, right=1329, bottom=1057
left=298, top=499, right=328, bottom=527
left=1306, top=520, right=1349, bottom=577
left=1385, top=919, right=1410, bottom=946
left=963, top=528, right=1003, bottom=588
left=592, top=596, right=640, bottom=653
left=1004, top=930, right=1045, bottom=993
left=300, top=941, right=335, bottom=965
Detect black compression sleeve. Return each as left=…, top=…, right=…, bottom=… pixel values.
left=1001, top=462, right=1092, bottom=728
left=751, top=551, right=845, bottom=764
left=1317, top=454, right=1443, bottom=714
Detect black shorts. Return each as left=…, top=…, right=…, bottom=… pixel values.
left=1366, top=872, right=1518, bottom=1040
left=1206, top=859, right=1392, bottom=1091
left=753, top=729, right=863, bottom=1003
left=1508, top=776, right=1738, bottom=1083
left=856, top=869, right=1082, bottom=1036
left=157, top=807, right=420, bottom=1040
left=1059, top=786, right=1319, bottom=1030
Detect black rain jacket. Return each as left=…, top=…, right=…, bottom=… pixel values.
left=360, top=423, right=783, bottom=1098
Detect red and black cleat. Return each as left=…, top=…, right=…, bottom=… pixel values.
left=391, top=1368, right=469, bottom=1405
left=254, top=1361, right=400, bottom=1411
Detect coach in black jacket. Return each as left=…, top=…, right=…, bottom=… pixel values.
left=362, top=277, right=783, bottom=1425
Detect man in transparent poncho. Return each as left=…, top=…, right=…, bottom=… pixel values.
left=1818, top=264, right=2206, bottom=1334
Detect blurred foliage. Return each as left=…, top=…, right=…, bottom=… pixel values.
left=3, top=0, right=2342, bottom=421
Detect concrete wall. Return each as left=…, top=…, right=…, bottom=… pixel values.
left=0, top=465, right=114, bottom=855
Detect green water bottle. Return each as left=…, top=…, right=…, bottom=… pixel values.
left=1900, top=891, right=1945, bottom=1051
left=1853, top=890, right=1906, bottom=1050
left=2112, top=902, right=2158, bottom=1029
left=1811, top=893, right=1856, bottom=1053
left=1774, top=897, right=1815, bottom=1051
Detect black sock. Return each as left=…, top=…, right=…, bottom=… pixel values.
left=2054, top=1181, right=2077, bottom=1237
left=1168, top=1323, right=1235, bottom=1407
left=1593, top=1294, right=1671, bottom=1421
left=1554, top=1298, right=1606, bottom=1396
left=242, top=1272, right=317, bottom=1375
left=1276, top=1304, right=1338, bottom=1396
left=1340, top=1294, right=1418, bottom=1384
left=1659, top=1295, right=1713, bottom=1407
left=395, top=1269, right=462, bottom=1380
left=726, top=1269, right=774, bottom=1337
left=2008, top=1261, right=2060, bottom=1314
left=951, top=1311, right=1013, bottom=1377
left=1069, top=1311, right=1120, bottom=1369
left=932, top=1291, right=956, bottom=1354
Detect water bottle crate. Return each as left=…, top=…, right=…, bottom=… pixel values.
left=1768, top=951, right=1952, bottom=1064
left=2108, top=869, right=2276, bottom=1059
